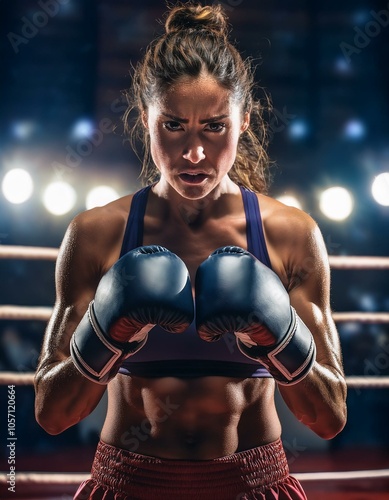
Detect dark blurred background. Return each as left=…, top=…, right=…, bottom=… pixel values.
left=0, top=0, right=388, bottom=466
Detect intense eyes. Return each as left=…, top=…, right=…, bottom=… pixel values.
left=207, top=122, right=226, bottom=132
left=163, top=121, right=182, bottom=131
left=163, top=121, right=226, bottom=132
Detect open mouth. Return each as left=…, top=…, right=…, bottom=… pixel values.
left=179, top=173, right=208, bottom=184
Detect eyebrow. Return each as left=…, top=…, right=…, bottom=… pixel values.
left=161, top=113, right=229, bottom=124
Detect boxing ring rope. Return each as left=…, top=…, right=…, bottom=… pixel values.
left=2, top=245, right=389, bottom=268
left=0, top=305, right=53, bottom=321
left=1, top=245, right=389, bottom=492
left=0, top=245, right=58, bottom=261
left=2, top=371, right=389, bottom=389
left=328, top=255, right=389, bottom=270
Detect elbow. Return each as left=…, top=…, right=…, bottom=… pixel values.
left=314, top=416, right=346, bottom=440
left=34, top=392, right=78, bottom=435
left=34, top=383, right=70, bottom=435
left=35, top=406, right=72, bottom=435
left=37, top=421, right=66, bottom=436
left=330, top=404, right=348, bottom=438
left=312, top=404, right=347, bottom=440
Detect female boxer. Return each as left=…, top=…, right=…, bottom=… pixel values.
left=34, top=3, right=347, bottom=499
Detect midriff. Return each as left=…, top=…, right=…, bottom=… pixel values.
left=100, top=374, right=281, bottom=459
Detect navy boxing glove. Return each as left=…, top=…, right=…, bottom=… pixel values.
left=70, top=246, right=194, bottom=384
left=195, top=246, right=316, bottom=385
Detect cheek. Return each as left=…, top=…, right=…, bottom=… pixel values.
left=215, top=133, right=239, bottom=165
left=149, top=129, right=175, bottom=167
left=149, top=123, right=162, bottom=149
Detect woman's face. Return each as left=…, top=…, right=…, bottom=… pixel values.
left=144, top=75, right=249, bottom=200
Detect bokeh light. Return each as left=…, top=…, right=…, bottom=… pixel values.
left=319, top=186, right=354, bottom=221
left=11, top=121, right=36, bottom=140
left=288, top=120, right=308, bottom=139
left=276, top=194, right=302, bottom=210
left=43, top=181, right=77, bottom=215
left=71, top=118, right=95, bottom=140
left=86, top=185, right=119, bottom=209
left=371, top=173, right=389, bottom=206
left=343, top=119, right=366, bottom=140
left=2, top=168, right=34, bottom=204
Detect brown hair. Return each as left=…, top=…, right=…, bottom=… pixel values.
left=123, top=2, right=272, bottom=193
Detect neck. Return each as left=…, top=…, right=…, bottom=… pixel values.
left=151, top=178, right=241, bottom=226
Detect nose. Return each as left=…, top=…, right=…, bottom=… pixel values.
left=182, top=145, right=206, bottom=164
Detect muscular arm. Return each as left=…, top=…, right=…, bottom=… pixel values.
left=34, top=208, right=123, bottom=434
left=267, top=207, right=347, bottom=439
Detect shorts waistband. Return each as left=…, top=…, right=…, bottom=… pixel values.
left=90, top=438, right=290, bottom=498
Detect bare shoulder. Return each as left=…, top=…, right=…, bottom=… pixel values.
left=70, top=194, right=132, bottom=243
left=258, top=194, right=319, bottom=244
left=54, top=194, right=135, bottom=304
left=256, top=194, right=329, bottom=288
left=60, top=195, right=133, bottom=272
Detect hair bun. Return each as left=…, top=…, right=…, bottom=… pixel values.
left=165, top=3, right=228, bottom=37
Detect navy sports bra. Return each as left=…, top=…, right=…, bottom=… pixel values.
left=118, top=185, right=273, bottom=379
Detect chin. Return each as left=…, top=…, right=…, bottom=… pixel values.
left=178, top=185, right=215, bottom=201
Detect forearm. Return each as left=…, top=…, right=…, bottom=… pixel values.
left=278, top=361, right=347, bottom=439
left=34, top=357, right=106, bottom=435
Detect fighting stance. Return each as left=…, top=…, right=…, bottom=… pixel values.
left=34, top=3, right=347, bottom=499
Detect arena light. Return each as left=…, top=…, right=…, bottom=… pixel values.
left=43, top=181, right=76, bottom=215
left=57, top=1, right=78, bottom=16
left=371, top=172, right=389, bottom=206
left=86, top=186, right=119, bottom=209
left=11, top=121, right=36, bottom=140
left=343, top=119, right=365, bottom=140
left=358, top=293, right=377, bottom=312
left=288, top=120, right=308, bottom=140
left=352, top=9, right=370, bottom=24
left=2, top=168, right=34, bottom=204
left=276, top=194, right=302, bottom=210
left=319, top=187, right=354, bottom=221
left=71, top=118, right=95, bottom=140
left=334, top=57, right=352, bottom=75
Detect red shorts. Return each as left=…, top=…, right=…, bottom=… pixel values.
left=74, top=438, right=307, bottom=499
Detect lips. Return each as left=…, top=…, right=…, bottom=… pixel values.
left=179, top=173, right=209, bottom=184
